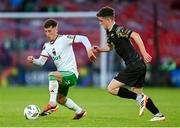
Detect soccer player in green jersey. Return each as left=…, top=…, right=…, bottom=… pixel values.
left=27, top=19, right=96, bottom=119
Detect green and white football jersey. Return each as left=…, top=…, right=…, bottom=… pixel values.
left=41, top=35, right=79, bottom=78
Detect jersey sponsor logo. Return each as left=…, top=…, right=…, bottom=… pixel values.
left=52, top=48, right=61, bottom=61
left=52, top=55, right=61, bottom=61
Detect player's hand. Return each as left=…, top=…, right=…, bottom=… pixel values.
left=92, top=45, right=101, bottom=53
left=87, top=49, right=96, bottom=62
left=27, top=56, right=34, bottom=63
left=143, top=52, right=152, bottom=63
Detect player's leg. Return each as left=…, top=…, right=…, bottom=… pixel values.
left=57, top=71, right=86, bottom=120
left=57, top=93, right=86, bottom=120
left=40, top=71, right=61, bottom=116
left=107, top=79, right=138, bottom=100
left=108, top=79, right=151, bottom=116
left=130, top=61, right=152, bottom=117
left=112, top=60, right=159, bottom=118
left=132, top=87, right=165, bottom=121
left=48, top=71, right=62, bottom=106
left=131, top=87, right=148, bottom=116
left=130, top=87, right=148, bottom=116
left=131, top=87, right=143, bottom=94
left=108, top=63, right=146, bottom=100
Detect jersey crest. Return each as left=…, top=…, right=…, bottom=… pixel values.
left=52, top=48, right=56, bottom=56
left=116, top=27, right=130, bottom=38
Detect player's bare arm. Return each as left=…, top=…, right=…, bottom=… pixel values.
left=93, top=43, right=113, bottom=53
left=130, top=31, right=152, bottom=63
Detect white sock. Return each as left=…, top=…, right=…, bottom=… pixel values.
left=136, top=94, right=143, bottom=103
left=49, top=80, right=59, bottom=106
left=64, top=98, right=82, bottom=113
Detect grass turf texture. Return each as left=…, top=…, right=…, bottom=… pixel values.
left=0, top=86, right=180, bottom=127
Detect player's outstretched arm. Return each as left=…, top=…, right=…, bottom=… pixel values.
left=130, top=31, right=152, bottom=63
left=92, top=44, right=113, bottom=53
left=73, top=35, right=96, bottom=62
left=27, top=55, right=48, bottom=66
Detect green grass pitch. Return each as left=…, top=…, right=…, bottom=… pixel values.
left=0, top=86, right=180, bottom=127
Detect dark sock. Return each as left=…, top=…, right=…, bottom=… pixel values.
left=146, top=97, right=160, bottom=115
left=117, top=87, right=137, bottom=100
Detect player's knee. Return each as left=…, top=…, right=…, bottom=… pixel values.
left=56, top=96, right=66, bottom=105
left=48, top=72, right=62, bottom=82
left=107, top=85, right=112, bottom=93
left=48, top=72, right=58, bottom=80
left=107, top=86, right=115, bottom=95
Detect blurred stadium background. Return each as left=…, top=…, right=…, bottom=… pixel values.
left=0, top=0, right=180, bottom=127
left=0, top=0, right=180, bottom=88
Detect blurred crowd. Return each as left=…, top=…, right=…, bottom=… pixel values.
left=0, top=0, right=139, bottom=12
left=0, top=0, right=180, bottom=87
left=0, top=0, right=179, bottom=12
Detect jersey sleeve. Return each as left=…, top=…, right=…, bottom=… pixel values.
left=116, top=26, right=132, bottom=39
left=41, top=44, right=49, bottom=57
left=73, top=35, right=92, bottom=50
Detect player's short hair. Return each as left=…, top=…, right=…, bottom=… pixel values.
left=43, top=19, right=58, bottom=28
left=96, top=6, right=115, bottom=18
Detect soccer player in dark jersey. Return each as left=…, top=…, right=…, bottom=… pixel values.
left=93, top=6, right=165, bottom=121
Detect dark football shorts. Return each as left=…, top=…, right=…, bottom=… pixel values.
left=114, top=60, right=146, bottom=88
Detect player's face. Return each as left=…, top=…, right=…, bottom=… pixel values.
left=44, top=26, right=58, bottom=41
left=97, top=17, right=112, bottom=30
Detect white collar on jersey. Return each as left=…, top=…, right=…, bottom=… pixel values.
left=50, top=35, right=58, bottom=44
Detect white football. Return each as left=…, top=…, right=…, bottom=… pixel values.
left=24, top=104, right=40, bottom=120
